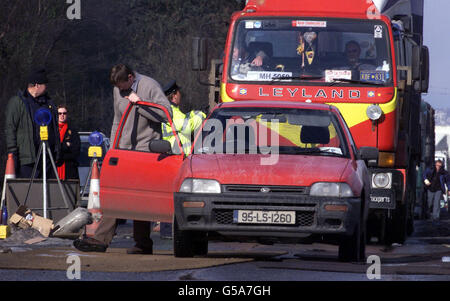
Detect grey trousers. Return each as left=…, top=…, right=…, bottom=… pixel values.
left=427, top=190, right=442, bottom=221
left=93, top=217, right=152, bottom=248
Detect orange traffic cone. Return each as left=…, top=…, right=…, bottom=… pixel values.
left=85, top=159, right=102, bottom=237
left=1, top=154, right=16, bottom=208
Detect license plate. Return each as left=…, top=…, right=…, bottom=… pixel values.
left=233, top=210, right=296, bottom=225
left=370, top=196, right=391, bottom=203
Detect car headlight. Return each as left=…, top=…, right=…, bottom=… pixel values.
left=310, top=182, right=354, bottom=197
left=366, top=105, right=383, bottom=121
left=179, top=178, right=221, bottom=193
left=371, top=173, right=392, bottom=189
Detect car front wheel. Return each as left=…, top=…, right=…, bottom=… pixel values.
left=338, top=219, right=366, bottom=262
left=173, top=216, right=208, bottom=258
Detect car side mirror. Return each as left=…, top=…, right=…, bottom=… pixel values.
left=149, top=140, right=172, bottom=154
left=412, top=45, right=421, bottom=81
left=419, top=45, right=429, bottom=93
left=359, top=147, right=379, bottom=167
left=192, top=37, right=207, bottom=71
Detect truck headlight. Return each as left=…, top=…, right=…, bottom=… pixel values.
left=371, top=173, right=392, bottom=189
left=366, top=105, right=382, bottom=121
left=179, top=178, right=221, bottom=194
left=310, top=182, right=354, bottom=197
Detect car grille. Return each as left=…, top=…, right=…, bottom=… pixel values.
left=213, top=209, right=315, bottom=227
left=223, top=185, right=308, bottom=194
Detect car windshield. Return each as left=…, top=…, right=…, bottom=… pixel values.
left=194, top=107, right=349, bottom=157
left=229, top=18, right=392, bottom=86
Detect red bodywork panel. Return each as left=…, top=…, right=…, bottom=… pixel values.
left=100, top=149, right=183, bottom=222
left=226, top=85, right=395, bottom=104
left=188, top=154, right=362, bottom=197
left=245, top=0, right=376, bottom=16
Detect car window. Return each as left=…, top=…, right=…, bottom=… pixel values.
left=195, top=107, right=349, bottom=157
left=116, top=103, right=174, bottom=153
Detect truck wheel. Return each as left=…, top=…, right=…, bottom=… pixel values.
left=339, top=221, right=365, bottom=262
left=359, top=223, right=367, bottom=261
left=407, top=214, right=415, bottom=236
left=393, top=204, right=408, bottom=244
left=173, top=217, right=195, bottom=258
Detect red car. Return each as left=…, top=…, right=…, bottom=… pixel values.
left=100, top=101, right=377, bottom=262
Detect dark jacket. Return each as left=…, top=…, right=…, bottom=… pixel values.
left=59, top=125, right=81, bottom=180
left=5, top=90, right=60, bottom=166
left=423, top=167, right=450, bottom=193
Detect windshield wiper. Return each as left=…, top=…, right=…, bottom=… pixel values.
left=269, top=75, right=323, bottom=84
left=328, top=78, right=384, bottom=86
left=281, top=148, right=344, bottom=157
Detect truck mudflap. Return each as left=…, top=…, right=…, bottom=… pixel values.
left=369, top=169, right=404, bottom=209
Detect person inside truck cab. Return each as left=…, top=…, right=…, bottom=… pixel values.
left=231, top=43, right=269, bottom=76
left=344, top=41, right=376, bottom=78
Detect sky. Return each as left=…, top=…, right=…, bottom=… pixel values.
left=423, top=0, right=450, bottom=109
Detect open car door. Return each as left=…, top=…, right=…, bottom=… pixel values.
left=100, top=102, right=185, bottom=222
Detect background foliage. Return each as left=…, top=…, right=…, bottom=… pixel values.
left=0, top=0, right=244, bottom=180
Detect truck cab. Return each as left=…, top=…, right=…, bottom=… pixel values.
left=193, top=0, right=431, bottom=245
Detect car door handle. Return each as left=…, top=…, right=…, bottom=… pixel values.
left=109, top=157, right=119, bottom=166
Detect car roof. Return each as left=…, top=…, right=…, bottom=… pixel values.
left=215, top=100, right=337, bottom=112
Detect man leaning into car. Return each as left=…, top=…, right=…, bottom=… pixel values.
left=73, top=64, right=172, bottom=254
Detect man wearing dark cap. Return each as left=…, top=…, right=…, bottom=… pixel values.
left=5, top=68, right=60, bottom=178
left=161, top=80, right=205, bottom=156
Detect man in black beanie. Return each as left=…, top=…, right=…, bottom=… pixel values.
left=5, top=68, right=60, bottom=178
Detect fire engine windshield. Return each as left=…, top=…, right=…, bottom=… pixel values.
left=229, top=18, right=392, bottom=86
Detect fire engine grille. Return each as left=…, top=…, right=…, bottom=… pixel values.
left=213, top=210, right=315, bottom=227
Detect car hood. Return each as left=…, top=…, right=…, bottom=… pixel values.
left=190, top=154, right=351, bottom=186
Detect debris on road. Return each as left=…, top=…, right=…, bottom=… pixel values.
left=24, top=237, right=48, bottom=245
left=51, top=207, right=92, bottom=237
left=9, top=205, right=54, bottom=237
left=0, top=246, right=12, bottom=253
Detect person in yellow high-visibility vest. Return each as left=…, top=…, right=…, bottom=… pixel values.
left=162, top=80, right=205, bottom=156
left=158, top=80, right=206, bottom=239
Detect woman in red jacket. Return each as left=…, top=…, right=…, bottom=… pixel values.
left=57, top=105, right=81, bottom=180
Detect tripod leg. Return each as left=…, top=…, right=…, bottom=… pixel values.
left=23, top=143, right=43, bottom=206
left=47, top=147, right=74, bottom=212
left=80, top=159, right=93, bottom=200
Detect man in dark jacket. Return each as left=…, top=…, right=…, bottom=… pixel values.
left=56, top=105, right=80, bottom=180
left=423, top=160, right=450, bottom=222
left=5, top=68, right=60, bottom=178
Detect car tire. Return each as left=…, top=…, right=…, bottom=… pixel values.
left=173, top=217, right=208, bottom=257
left=406, top=214, right=415, bottom=236
left=359, top=223, right=367, bottom=261
left=339, top=221, right=365, bottom=262
left=392, top=204, right=408, bottom=244
left=193, top=232, right=208, bottom=256
left=173, top=216, right=195, bottom=258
